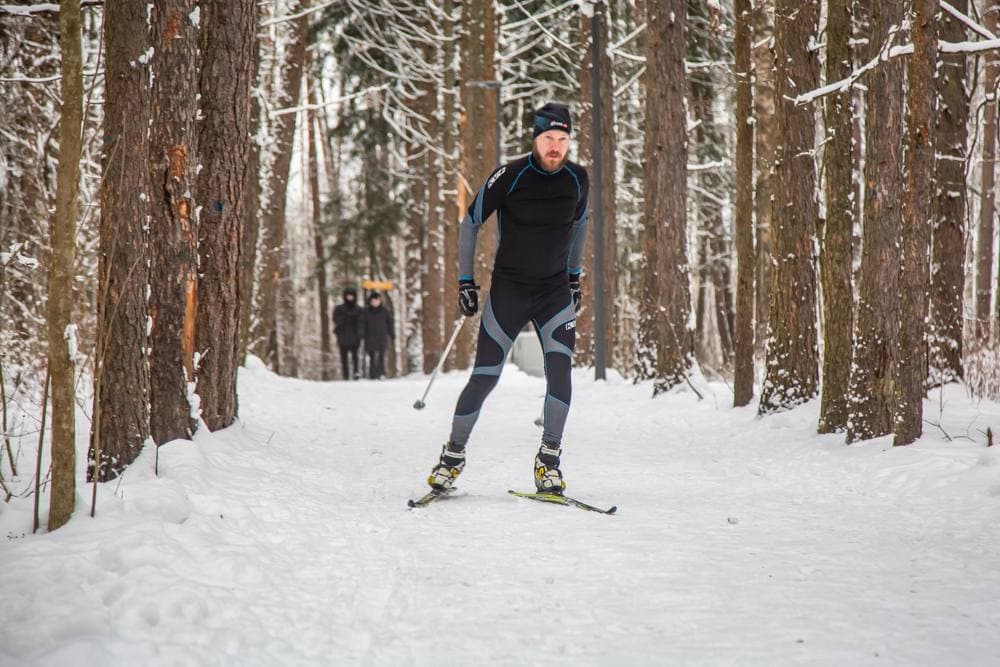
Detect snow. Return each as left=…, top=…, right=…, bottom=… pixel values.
left=2, top=362, right=999, bottom=665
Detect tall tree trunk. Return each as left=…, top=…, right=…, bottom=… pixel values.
left=977, top=4, right=999, bottom=342
left=254, top=14, right=308, bottom=375
left=46, top=0, right=83, bottom=529
left=895, top=0, right=936, bottom=446
left=307, top=81, right=333, bottom=380
left=758, top=0, right=820, bottom=414
left=239, top=32, right=264, bottom=365
left=404, top=101, right=426, bottom=375
left=752, top=0, right=776, bottom=360
left=196, top=0, right=256, bottom=427
left=422, top=68, right=445, bottom=375
left=577, top=4, right=619, bottom=371
left=733, top=0, right=755, bottom=407
left=847, top=0, right=906, bottom=443
left=818, top=0, right=854, bottom=432
left=91, top=0, right=152, bottom=481
left=148, top=0, right=200, bottom=445
left=929, top=0, right=969, bottom=384
left=638, top=0, right=692, bottom=392
left=454, top=0, right=498, bottom=369
left=442, top=0, right=461, bottom=373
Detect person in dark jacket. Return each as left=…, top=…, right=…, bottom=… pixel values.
left=332, top=287, right=362, bottom=380
left=360, top=291, right=394, bottom=379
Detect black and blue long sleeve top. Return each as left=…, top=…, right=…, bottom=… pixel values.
left=458, top=153, right=589, bottom=285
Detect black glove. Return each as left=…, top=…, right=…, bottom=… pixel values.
left=458, top=280, right=479, bottom=317
left=569, top=274, right=582, bottom=313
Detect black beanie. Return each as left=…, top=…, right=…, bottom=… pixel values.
left=533, top=102, right=571, bottom=138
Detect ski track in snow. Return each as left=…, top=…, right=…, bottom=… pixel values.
left=2, top=359, right=999, bottom=665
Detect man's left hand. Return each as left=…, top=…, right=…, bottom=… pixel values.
left=569, top=274, right=582, bottom=313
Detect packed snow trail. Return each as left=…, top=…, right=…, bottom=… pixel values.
left=2, top=360, right=999, bottom=665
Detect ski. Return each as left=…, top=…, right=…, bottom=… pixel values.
left=407, top=487, right=457, bottom=508
left=507, top=489, right=617, bottom=515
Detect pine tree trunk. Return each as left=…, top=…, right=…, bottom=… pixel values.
left=148, top=0, right=200, bottom=445
left=46, top=0, right=83, bottom=529
left=847, top=0, right=906, bottom=443
left=930, top=0, right=969, bottom=384
left=455, top=0, right=498, bottom=369
left=977, top=5, right=999, bottom=342
left=758, top=0, right=820, bottom=414
left=577, top=5, right=619, bottom=371
left=640, top=0, right=692, bottom=393
left=752, top=0, right=776, bottom=360
left=733, top=0, right=755, bottom=407
left=442, top=0, right=460, bottom=373
left=196, top=0, right=256, bottom=425
left=817, top=0, right=854, bottom=433
left=307, top=82, right=333, bottom=380
left=254, top=15, right=308, bottom=375
left=239, top=33, right=264, bottom=365
left=92, top=0, right=153, bottom=481
left=422, top=67, right=445, bottom=375
left=895, top=0, right=936, bottom=446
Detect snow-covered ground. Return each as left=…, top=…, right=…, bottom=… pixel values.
left=2, top=360, right=1000, bottom=666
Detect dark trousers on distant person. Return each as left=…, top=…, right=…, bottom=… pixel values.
left=339, top=343, right=359, bottom=380
left=367, top=349, right=386, bottom=379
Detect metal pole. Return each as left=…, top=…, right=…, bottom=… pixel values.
left=413, top=317, right=467, bottom=409
left=591, top=2, right=607, bottom=381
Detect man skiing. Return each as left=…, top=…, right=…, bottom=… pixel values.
left=424, top=102, right=589, bottom=495
left=332, top=287, right=362, bottom=380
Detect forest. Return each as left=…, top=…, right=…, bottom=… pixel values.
left=2, top=0, right=1000, bottom=533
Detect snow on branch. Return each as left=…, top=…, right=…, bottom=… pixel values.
left=797, top=1, right=1000, bottom=106
left=940, top=1, right=997, bottom=41
left=270, top=83, right=390, bottom=118
left=261, top=0, right=343, bottom=28
left=0, top=1, right=101, bottom=16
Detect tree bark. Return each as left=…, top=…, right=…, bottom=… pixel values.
left=733, top=0, right=755, bottom=407
left=307, top=80, right=333, bottom=380
left=455, top=0, right=498, bottom=370
left=929, top=0, right=969, bottom=384
left=577, top=5, right=619, bottom=371
left=91, top=0, right=152, bottom=481
left=422, top=60, right=445, bottom=375
left=758, top=0, right=820, bottom=414
left=253, top=14, right=308, bottom=375
left=752, top=0, right=776, bottom=360
left=818, top=0, right=854, bottom=432
left=977, top=5, right=999, bottom=342
left=639, top=0, right=692, bottom=393
left=46, top=0, right=83, bottom=529
left=148, top=0, right=200, bottom=445
left=196, top=0, right=256, bottom=427
left=847, top=0, right=906, bottom=443
left=441, top=0, right=461, bottom=373
left=239, top=33, right=264, bottom=366
left=895, top=0, right=936, bottom=446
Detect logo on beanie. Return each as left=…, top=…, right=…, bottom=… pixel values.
left=549, top=121, right=568, bottom=130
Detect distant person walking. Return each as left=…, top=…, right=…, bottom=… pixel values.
left=332, top=287, right=362, bottom=380
left=361, top=291, right=394, bottom=379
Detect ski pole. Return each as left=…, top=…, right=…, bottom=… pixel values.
left=413, top=316, right=466, bottom=410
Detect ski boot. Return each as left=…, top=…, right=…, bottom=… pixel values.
left=427, top=441, right=466, bottom=491
left=534, top=442, right=566, bottom=495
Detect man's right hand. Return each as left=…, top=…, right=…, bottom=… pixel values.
left=458, top=280, right=479, bottom=317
